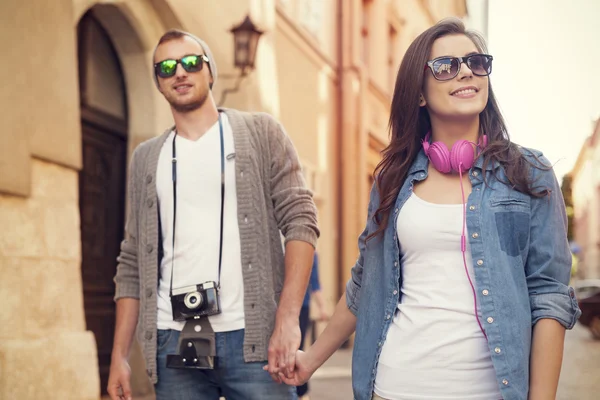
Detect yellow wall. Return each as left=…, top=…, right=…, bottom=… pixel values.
left=0, top=0, right=96, bottom=398
left=275, top=4, right=340, bottom=315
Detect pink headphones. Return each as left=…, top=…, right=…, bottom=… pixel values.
left=421, top=131, right=490, bottom=340
left=422, top=132, right=488, bottom=174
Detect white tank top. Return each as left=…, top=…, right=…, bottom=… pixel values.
left=374, top=193, right=502, bottom=400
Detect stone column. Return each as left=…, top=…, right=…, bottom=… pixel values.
left=0, top=161, right=100, bottom=399
left=0, top=1, right=100, bottom=398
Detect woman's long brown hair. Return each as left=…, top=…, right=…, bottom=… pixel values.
left=369, top=18, right=548, bottom=240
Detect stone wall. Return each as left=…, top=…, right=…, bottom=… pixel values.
left=0, top=160, right=99, bottom=399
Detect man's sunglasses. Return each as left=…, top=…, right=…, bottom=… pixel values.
left=425, top=54, right=493, bottom=81
left=154, top=54, right=209, bottom=78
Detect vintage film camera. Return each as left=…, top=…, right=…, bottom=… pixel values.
left=167, top=281, right=221, bottom=370
left=171, top=281, right=221, bottom=322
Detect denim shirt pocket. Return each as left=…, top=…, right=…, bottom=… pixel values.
left=489, top=196, right=531, bottom=258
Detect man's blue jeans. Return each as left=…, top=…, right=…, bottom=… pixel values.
left=155, top=328, right=297, bottom=400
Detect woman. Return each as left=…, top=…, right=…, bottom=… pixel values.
left=268, top=18, right=581, bottom=400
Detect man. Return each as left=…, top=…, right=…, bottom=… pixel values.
left=107, top=29, right=319, bottom=400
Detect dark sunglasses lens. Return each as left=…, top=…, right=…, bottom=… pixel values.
left=432, top=57, right=459, bottom=81
left=181, top=55, right=202, bottom=72
left=157, top=59, right=177, bottom=78
left=468, top=55, right=492, bottom=76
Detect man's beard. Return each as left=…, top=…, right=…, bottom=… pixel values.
left=169, top=90, right=209, bottom=113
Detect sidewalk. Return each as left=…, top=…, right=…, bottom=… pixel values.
left=308, top=347, right=353, bottom=400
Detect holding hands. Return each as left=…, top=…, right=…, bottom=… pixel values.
left=264, top=349, right=317, bottom=386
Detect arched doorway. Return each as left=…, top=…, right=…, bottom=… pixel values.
left=77, top=9, right=128, bottom=396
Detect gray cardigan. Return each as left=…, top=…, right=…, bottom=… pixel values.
left=113, top=108, right=319, bottom=383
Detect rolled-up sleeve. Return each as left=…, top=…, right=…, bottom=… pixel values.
left=525, top=159, right=581, bottom=328
left=113, top=147, right=142, bottom=301
left=346, top=184, right=377, bottom=316
left=263, top=114, right=320, bottom=248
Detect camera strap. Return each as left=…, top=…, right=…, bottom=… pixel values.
left=169, top=113, right=225, bottom=297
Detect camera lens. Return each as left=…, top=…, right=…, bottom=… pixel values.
left=184, top=292, right=203, bottom=310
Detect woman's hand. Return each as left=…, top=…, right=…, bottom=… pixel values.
left=264, top=350, right=317, bottom=385
left=276, top=350, right=317, bottom=386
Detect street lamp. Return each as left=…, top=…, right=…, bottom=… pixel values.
left=218, top=15, right=264, bottom=106
left=231, top=15, right=263, bottom=75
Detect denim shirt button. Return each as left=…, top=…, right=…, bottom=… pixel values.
left=393, top=290, right=398, bottom=295
left=494, top=347, right=501, bottom=354
left=487, top=317, right=494, bottom=323
left=472, top=171, right=479, bottom=177
left=482, top=289, right=489, bottom=296
left=394, top=261, right=398, bottom=267
left=472, top=233, right=479, bottom=238
left=476, top=259, right=483, bottom=266
left=502, top=379, right=509, bottom=385
left=469, top=205, right=476, bottom=211
left=385, top=314, right=391, bottom=320
left=394, top=208, right=399, bottom=214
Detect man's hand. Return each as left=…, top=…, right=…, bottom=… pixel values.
left=107, top=357, right=132, bottom=400
left=266, top=315, right=301, bottom=381
left=272, top=350, right=316, bottom=387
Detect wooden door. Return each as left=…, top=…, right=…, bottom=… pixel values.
left=80, top=120, right=127, bottom=393
left=78, top=9, right=128, bottom=395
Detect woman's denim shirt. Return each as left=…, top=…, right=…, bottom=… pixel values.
left=345, top=148, right=581, bottom=400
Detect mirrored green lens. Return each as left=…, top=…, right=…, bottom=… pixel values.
left=159, top=59, right=177, bottom=77
left=181, top=55, right=202, bottom=72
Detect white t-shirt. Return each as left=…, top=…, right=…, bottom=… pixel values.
left=155, top=114, right=245, bottom=332
left=374, top=192, right=501, bottom=400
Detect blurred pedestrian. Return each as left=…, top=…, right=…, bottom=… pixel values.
left=297, top=251, right=328, bottom=399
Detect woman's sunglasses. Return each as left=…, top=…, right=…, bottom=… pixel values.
left=154, top=54, right=209, bottom=78
left=425, top=54, right=493, bottom=81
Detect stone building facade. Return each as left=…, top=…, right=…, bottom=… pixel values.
left=571, top=119, right=600, bottom=280
left=0, top=0, right=467, bottom=398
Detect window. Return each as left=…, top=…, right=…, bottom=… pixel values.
left=299, top=0, right=323, bottom=38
